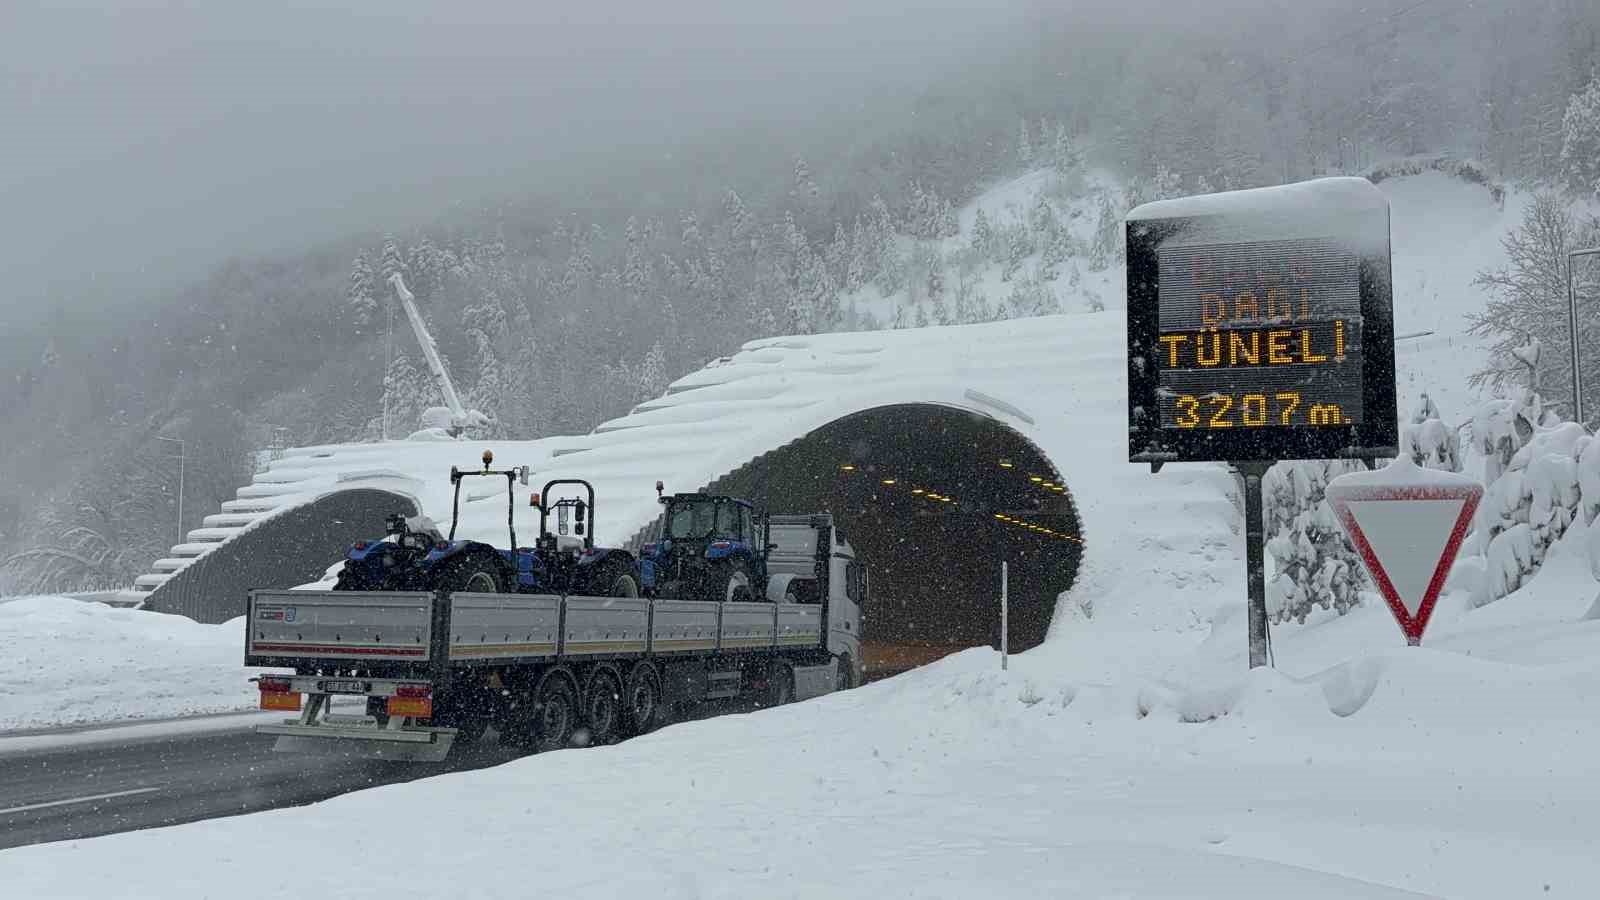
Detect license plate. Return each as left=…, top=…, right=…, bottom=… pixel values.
left=320, top=679, right=368, bottom=694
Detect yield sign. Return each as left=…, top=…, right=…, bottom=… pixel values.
left=1324, top=458, right=1483, bottom=645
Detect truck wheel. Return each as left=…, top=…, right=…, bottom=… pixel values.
left=622, top=662, right=662, bottom=736
left=835, top=653, right=858, bottom=691
left=436, top=554, right=505, bottom=594
left=765, top=660, right=794, bottom=708
left=717, top=559, right=755, bottom=603
left=582, top=669, right=623, bottom=745
left=533, top=676, right=576, bottom=752
left=433, top=692, right=490, bottom=747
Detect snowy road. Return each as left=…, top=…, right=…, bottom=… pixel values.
left=0, top=723, right=523, bottom=850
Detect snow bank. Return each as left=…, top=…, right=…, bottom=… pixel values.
left=0, top=597, right=276, bottom=732
left=8, top=605, right=1600, bottom=898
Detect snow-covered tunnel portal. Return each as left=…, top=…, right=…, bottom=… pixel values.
left=643, top=403, right=1082, bottom=678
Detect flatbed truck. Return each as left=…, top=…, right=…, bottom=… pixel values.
left=247, top=514, right=865, bottom=761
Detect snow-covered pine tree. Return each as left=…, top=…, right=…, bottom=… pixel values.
left=637, top=340, right=669, bottom=401
left=1017, top=118, right=1034, bottom=166
left=825, top=221, right=850, bottom=289
left=623, top=216, right=649, bottom=297
left=1153, top=164, right=1183, bottom=200
left=1089, top=193, right=1121, bottom=272
left=1263, top=460, right=1369, bottom=623
left=1560, top=70, right=1600, bottom=198
left=927, top=265, right=949, bottom=325
left=872, top=195, right=905, bottom=295
left=1040, top=218, right=1071, bottom=281
left=846, top=218, right=871, bottom=292
left=346, top=253, right=377, bottom=330
left=1029, top=193, right=1056, bottom=235
left=792, top=156, right=819, bottom=203
left=970, top=208, right=996, bottom=260
left=1051, top=122, right=1082, bottom=181
left=953, top=272, right=976, bottom=324
left=1001, top=220, right=1033, bottom=283
left=936, top=197, right=959, bottom=238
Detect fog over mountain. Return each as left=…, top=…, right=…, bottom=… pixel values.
left=1, top=0, right=1032, bottom=327
left=2, top=0, right=1598, bottom=595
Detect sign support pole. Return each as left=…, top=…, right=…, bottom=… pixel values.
left=1233, top=461, right=1273, bottom=669
left=1000, top=560, right=1009, bottom=671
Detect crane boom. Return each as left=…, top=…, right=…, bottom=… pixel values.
left=388, top=272, right=467, bottom=421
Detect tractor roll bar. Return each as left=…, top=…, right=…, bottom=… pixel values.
left=449, top=450, right=530, bottom=548
left=535, top=479, right=597, bottom=552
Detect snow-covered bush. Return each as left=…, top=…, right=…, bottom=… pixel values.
left=1475, top=417, right=1592, bottom=603
left=1401, top=391, right=1462, bottom=471
left=1365, top=155, right=1506, bottom=206
left=1264, top=460, right=1369, bottom=623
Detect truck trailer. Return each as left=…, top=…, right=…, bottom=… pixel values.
left=247, top=512, right=865, bottom=762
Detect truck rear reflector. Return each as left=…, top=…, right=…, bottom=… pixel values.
left=261, top=692, right=302, bottom=711
left=386, top=696, right=433, bottom=718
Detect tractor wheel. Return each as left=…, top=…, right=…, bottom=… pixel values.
left=434, top=553, right=506, bottom=594
left=715, top=559, right=756, bottom=603
left=332, top=565, right=366, bottom=591
left=602, top=564, right=640, bottom=598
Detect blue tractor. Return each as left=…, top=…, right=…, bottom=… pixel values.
left=639, top=481, right=779, bottom=603
left=332, top=450, right=641, bottom=598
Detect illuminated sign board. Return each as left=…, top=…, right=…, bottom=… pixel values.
left=1126, top=177, right=1397, bottom=463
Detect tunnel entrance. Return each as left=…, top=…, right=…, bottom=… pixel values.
left=697, top=404, right=1082, bottom=680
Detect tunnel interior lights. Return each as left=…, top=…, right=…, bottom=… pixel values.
left=840, top=465, right=1078, bottom=542
left=998, top=460, right=1014, bottom=468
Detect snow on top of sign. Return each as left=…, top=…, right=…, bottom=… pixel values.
left=1327, top=454, right=1480, bottom=490
left=1127, top=176, right=1388, bottom=222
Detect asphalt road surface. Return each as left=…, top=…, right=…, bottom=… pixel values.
left=0, top=722, right=525, bottom=850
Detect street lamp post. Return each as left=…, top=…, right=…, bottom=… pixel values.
left=156, top=436, right=186, bottom=547
left=1567, top=248, right=1600, bottom=427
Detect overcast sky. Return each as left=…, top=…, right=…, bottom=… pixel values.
left=1, top=0, right=1039, bottom=324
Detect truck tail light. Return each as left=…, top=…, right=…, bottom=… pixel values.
left=257, top=676, right=301, bottom=711
left=387, top=683, right=433, bottom=718
left=258, top=676, right=293, bottom=693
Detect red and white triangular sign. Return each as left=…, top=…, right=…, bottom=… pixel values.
left=1324, top=457, right=1482, bottom=646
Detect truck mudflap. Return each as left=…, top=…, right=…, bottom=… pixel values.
left=254, top=675, right=456, bottom=763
